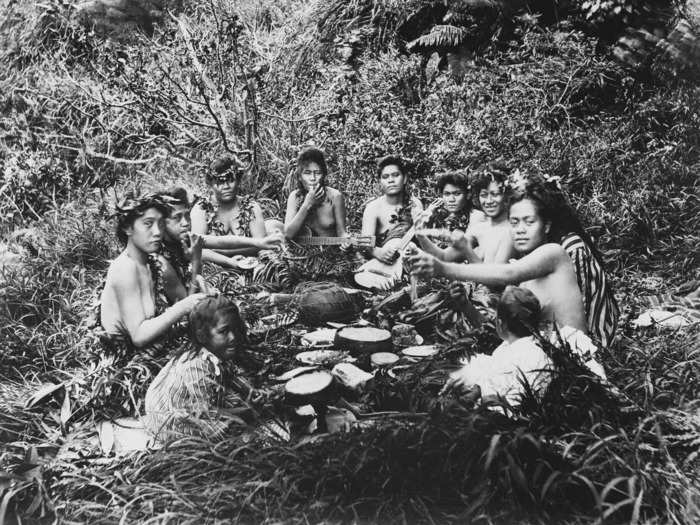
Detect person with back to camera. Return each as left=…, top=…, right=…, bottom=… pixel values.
left=441, top=285, right=553, bottom=407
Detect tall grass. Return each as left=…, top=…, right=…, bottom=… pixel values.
left=0, top=0, right=698, bottom=523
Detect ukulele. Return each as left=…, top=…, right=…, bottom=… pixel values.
left=354, top=199, right=443, bottom=290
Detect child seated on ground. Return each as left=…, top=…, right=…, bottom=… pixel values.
left=442, top=285, right=552, bottom=407
left=145, top=295, right=251, bottom=442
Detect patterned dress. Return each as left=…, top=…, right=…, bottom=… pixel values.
left=561, top=233, right=620, bottom=349
left=145, top=348, right=232, bottom=442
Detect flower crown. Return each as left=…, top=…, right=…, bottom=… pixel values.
left=506, top=169, right=563, bottom=193
left=111, top=192, right=177, bottom=221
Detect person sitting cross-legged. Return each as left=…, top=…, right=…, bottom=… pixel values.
left=360, top=155, right=423, bottom=264
left=190, top=155, right=284, bottom=270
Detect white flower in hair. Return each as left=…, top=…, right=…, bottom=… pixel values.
left=542, top=173, right=563, bottom=190
left=507, top=168, right=528, bottom=191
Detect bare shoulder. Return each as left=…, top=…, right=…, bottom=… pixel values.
left=364, top=196, right=383, bottom=212
left=536, top=242, right=569, bottom=259
left=410, top=196, right=423, bottom=209
left=288, top=189, right=301, bottom=202
left=325, top=186, right=343, bottom=200
left=106, top=253, right=139, bottom=289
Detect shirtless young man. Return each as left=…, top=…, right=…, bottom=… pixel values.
left=361, top=155, right=423, bottom=264
left=463, top=164, right=514, bottom=264
left=416, top=164, right=514, bottom=265
left=100, top=195, right=205, bottom=349
left=416, top=170, right=473, bottom=255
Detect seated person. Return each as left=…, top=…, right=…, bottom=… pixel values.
left=442, top=286, right=552, bottom=406
left=158, top=187, right=205, bottom=299
left=417, top=163, right=514, bottom=265
left=416, top=170, right=474, bottom=252
left=190, top=155, right=284, bottom=269
left=284, top=146, right=348, bottom=241
left=524, top=177, right=620, bottom=349
left=408, top=177, right=606, bottom=377
left=145, top=295, right=251, bottom=443
left=361, top=155, right=423, bottom=264
left=99, top=193, right=205, bottom=354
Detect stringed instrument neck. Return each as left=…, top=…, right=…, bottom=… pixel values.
left=294, top=235, right=374, bottom=247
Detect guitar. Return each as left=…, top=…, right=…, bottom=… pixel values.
left=354, top=200, right=443, bottom=290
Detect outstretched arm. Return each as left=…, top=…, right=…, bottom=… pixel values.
left=409, top=243, right=562, bottom=287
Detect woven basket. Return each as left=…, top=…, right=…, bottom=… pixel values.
left=292, top=281, right=359, bottom=325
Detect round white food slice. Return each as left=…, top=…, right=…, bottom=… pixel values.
left=371, top=352, right=399, bottom=367
left=285, top=371, right=333, bottom=396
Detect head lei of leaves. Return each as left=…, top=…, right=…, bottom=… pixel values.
left=206, top=155, right=248, bottom=185
left=112, top=192, right=175, bottom=246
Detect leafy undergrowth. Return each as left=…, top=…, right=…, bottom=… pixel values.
left=1, top=0, right=699, bottom=524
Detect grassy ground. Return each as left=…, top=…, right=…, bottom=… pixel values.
left=1, top=1, right=699, bottom=523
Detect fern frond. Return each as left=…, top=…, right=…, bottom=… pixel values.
left=407, top=24, right=468, bottom=51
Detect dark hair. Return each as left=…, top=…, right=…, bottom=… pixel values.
left=497, top=285, right=541, bottom=338
left=295, top=146, right=328, bottom=194
left=508, top=175, right=603, bottom=263
left=159, top=186, right=189, bottom=207
left=470, top=162, right=510, bottom=211
left=187, top=295, right=248, bottom=355
left=206, top=155, right=243, bottom=185
left=114, top=193, right=171, bottom=246
left=437, top=170, right=470, bottom=194
left=377, top=155, right=405, bottom=178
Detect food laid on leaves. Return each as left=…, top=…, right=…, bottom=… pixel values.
left=364, top=281, right=494, bottom=342
left=370, top=352, right=399, bottom=368
left=301, top=328, right=338, bottom=347
left=331, top=363, right=374, bottom=391
left=273, top=366, right=319, bottom=382
left=284, top=371, right=334, bottom=405
left=231, top=255, right=260, bottom=270
left=391, top=323, right=422, bottom=347
left=334, top=326, right=392, bottom=355
left=401, top=345, right=439, bottom=359
left=295, top=350, right=353, bottom=367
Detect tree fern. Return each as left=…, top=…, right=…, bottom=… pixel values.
left=407, top=24, right=468, bottom=51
